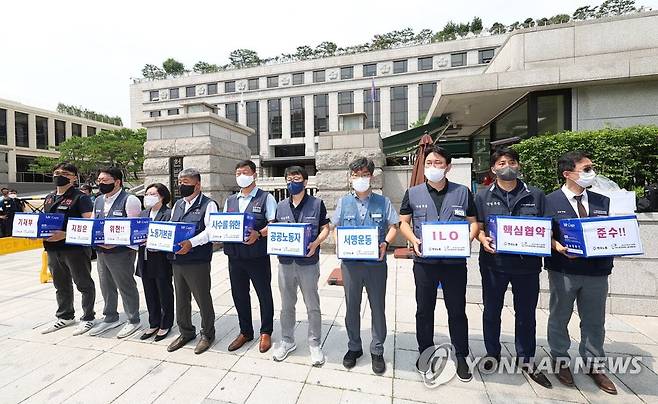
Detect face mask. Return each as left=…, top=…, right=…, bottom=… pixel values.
left=8, top=194, right=17, bottom=199
left=425, top=167, right=446, bottom=183
left=53, top=175, right=70, bottom=187
left=575, top=170, right=596, bottom=188
left=98, top=183, right=115, bottom=194
left=179, top=184, right=196, bottom=198
left=236, top=174, right=254, bottom=188
left=143, top=195, right=160, bottom=209
left=494, top=166, right=520, bottom=181
left=352, top=177, right=371, bottom=193
left=287, top=181, right=305, bottom=196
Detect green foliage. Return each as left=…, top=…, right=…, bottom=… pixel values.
left=141, top=64, right=166, bottom=80
left=56, top=103, right=122, bottom=126
left=229, top=49, right=261, bottom=68
left=193, top=61, right=221, bottom=74
left=471, top=17, right=484, bottom=34
left=512, top=126, right=658, bottom=194
left=162, top=58, right=186, bottom=75
left=29, top=128, right=146, bottom=183
left=410, top=114, right=427, bottom=129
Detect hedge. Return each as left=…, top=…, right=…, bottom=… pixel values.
left=512, top=126, right=658, bottom=196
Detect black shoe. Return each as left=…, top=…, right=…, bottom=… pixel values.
left=482, top=354, right=500, bottom=372
left=342, top=350, right=363, bottom=369
left=456, top=356, right=472, bottom=382
left=154, top=329, right=170, bottom=342
left=521, top=365, right=553, bottom=389
left=371, top=354, right=386, bottom=375
left=140, top=329, right=158, bottom=340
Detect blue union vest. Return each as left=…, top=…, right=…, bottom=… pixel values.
left=94, top=190, right=131, bottom=254
left=223, top=189, right=270, bottom=259
left=167, top=194, right=216, bottom=264
left=408, top=182, right=470, bottom=265
left=276, top=195, right=322, bottom=265
left=338, top=192, right=388, bottom=264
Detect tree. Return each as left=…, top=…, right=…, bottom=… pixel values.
left=508, top=21, right=521, bottom=31
left=456, top=22, right=471, bottom=38
left=410, top=114, right=427, bottom=129
left=414, top=29, right=434, bottom=44
left=141, top=64, right=166, bottom=80
left=193, top=61, right=221, bottom=74
left=56, top=103, right=122, bottom=126
left=229, top=49, right=261, bottom=68
left=549, top=14, right=571, bottom=24
left=597, top=0, right=637, bottom=16
left=294, top=45, right=315, bottom=60
left=30, top=128, right=147, bottom=184
left=471, top=17, right=484, bottom=34
left=573, top=5, right=599, bottom=20
left=315, top=41, right=338, bottom=57
left=162, top=58, right=186, bottom=76
left=433, top=21, right=458, bottom=42
left=536, top=17, right=550, bottom=26
left=489, top=22, right=507, bottom=34
left=522, top=18, right=535, bottom=28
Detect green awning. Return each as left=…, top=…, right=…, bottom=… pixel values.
left=382, top=116, right=449, bottom=156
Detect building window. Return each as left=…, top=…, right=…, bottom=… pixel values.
left=246, top=101, right=260, bottom=155
left=390, top=86, right=408, bottom=131
left=35, top=116, right=48, bottom=150
left=393, top=60, right=408, bottom=74
left=274, top=144, right=305, bottom=157
left=340, top=66, right=354, bottom=80
left=71, top=123, right=82, bottom=137
left=313, top=70, right=325, bottom=83
left=16, top=155, right=50, bottom=183
left=55, top=120, right=65, bottom=146
left=479, top=49, right=495, bottom=64
left=418, top=57, right=433, bottom=71
left=169, top=88, right=179, bottom=99
left=248, top=78, right=259, bottom=90
left=363, top=64, right=377, bottom=77
left=313, top=94, right=329, bottom=135
left=225, top=81, right=235, bottom=93
left=15, top=112, right=29, bottom=147
left=149, top=111, right=161, bottom=118
left=149, top=90, right=159, bottom=101
left=338, top=91, right=354, bottom=114
left=268, top=99, right=282, bottom=139
left=363, top=88, right=381, bottom=129
left=451, top=52, right=466, bottom=67
left=87, top=126, right=96, bottom=136
left=225, top=103, right=238, bottom=122
left=494, top=101, right=528, bottom=141
left=0, top=108, right=6, bottom=145
left=418, top=83, right=437, bottom=119
left=167, top=108, right=179, bottom=116
left=207, top=83, right=218, bottom=95
left=290, top=96, right=305, bottom=138
left=186, top=86, right=195, bottom=97
left=536, top=93, right=568, bottom=136
left=267, top=76, right=278, bottom=88
left=292, top=73, right=304, bottom=85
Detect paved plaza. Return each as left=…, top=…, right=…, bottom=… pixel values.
left=1, top=248, right=658, bottom=403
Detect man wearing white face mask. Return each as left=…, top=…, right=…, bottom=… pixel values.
left=544, top=151, right=617, bottom=394
left=398, top=145, right=478, bottom=382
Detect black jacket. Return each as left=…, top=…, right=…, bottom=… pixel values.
left=136, top=206, right=172, bottom=278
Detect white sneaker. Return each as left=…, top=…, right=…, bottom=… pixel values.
left=310, top=345, right=325, bottom=366
left=117, top=322, right=141, bottom=339
left=89, top=320, right=122, bottom=336
left=72, top=320, right=95, bottom=336
left=41, top=319, right=75, bottom=334
left=272, top=341, right=296, bottom=362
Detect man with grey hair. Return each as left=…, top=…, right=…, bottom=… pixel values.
left=166, top=168, right=219, bottom=355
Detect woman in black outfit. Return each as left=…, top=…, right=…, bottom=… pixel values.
left=137, top=183, right=174, bottom=341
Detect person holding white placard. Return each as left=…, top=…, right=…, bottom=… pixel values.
left=398, top=145, right=478, bottom=382
left=544, top=151, right=617, bottom=394
left=332, top=157, right=399, bottom=375
left=474, top=147, right=552, bottom=389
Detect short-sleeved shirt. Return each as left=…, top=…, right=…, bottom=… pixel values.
left=331, top=191, right=399, bottom=226
left=281, top=194, right=330, bottom=226
left=43, top=186, right=94, bottom=250
left=223, top=187, right=277, bottom=221
left=399, top=181, right=477, bottom=217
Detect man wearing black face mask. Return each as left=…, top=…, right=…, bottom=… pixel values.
left=40, top=162, right=97, bottom=336
left=474, top=147, right=551, bottom=388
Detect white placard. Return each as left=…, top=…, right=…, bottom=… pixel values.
left=267, top=223, right=310, bottom=257
left=420, top=222, right=471, bottom=258
left=336, top=227, right=380, bottom=260
left=208, top=213, right=246, bottom=242
left=12, top=213, right=39, bottom=238
left=578, top=217, right=643, bottom=257
left=146, top=222, right=176, bottom=252
left=103, top=220, right=132, bottom=245
left=66, top=219, right=94, bottom=245
left=492, top=217, right=552, bottom=256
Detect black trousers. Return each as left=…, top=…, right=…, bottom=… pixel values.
left=228, top=256, right=274, bottom=338
left=413, top=261, right=469, bottom=357
left=47, top=248, right=95, bottom=321
left=172, top=262, right=215, bottom=339
left=141, top=274, right=174, bottom=330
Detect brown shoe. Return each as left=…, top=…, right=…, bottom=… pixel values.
left=228, top=334, right=253, bottom=352
left=588, top=369, right=617, bottom=395
left=194, top=335, right=215, bottom=355
left=167, top=334, right=195, bottom=352
left=259, top=333, right=272, bottom=353
left=556, top=364, right=575, bottom=387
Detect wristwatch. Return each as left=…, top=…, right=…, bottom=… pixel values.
left=383, top=240, right=390, bottom=248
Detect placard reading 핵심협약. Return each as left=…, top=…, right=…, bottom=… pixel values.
left=488, top=216, right=552, bottom=256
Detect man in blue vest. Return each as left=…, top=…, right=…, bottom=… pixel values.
left=545, top=151, right=617, bottom=394
left=474, top=147, right=552, bottom=388
left=271, top=165, right=330, bottom=365
left=89, top=167, right=143, bottom=339
left=166, top=168, right=219, bottom=355
left=224, top=160, right=278, bottom=353
left=332, top=157, right=399, bottom=375
left=398, top=145, right=478, bottom=382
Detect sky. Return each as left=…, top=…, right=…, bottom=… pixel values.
left=1, top=0, right=656, bottom=128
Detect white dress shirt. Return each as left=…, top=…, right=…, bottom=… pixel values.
left=561, top=185, right=589, bottom=217
left=183, top=193, right=218, bottom=247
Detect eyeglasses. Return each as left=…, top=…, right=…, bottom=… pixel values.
left=286, top=176, right=304, bottom=182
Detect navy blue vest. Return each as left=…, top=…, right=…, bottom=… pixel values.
left=409, top=182, right=470, bottom=265
left=94, top=190, right=131, bottom=254
left=223, top=189, right=270, bottom=260
left=276, top=195, right=322, bottom=265
left=544, top=189, right=614, bottom=276
left=338, top=192, right=388, bottom=264
left=167, top=194, right=216, bottom=264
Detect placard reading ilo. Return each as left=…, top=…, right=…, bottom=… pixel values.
left=488, top=216, right=552, bottom=256
left=208, top=213, right=255, bottom=243
left=103, top=218, right=150, bottom=245
left=560, top=215, right=643, bottom=257
left=65, top=218, right=105, bottom=246
left=12, top=213, right=65, bottom=238
left=267, top=223, right=312, bottom=257
left=336, top=226, right=380, bottom=261
left=420, top=222, right=471, bottom=258
left=146, top=221, right=197, bottom=253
